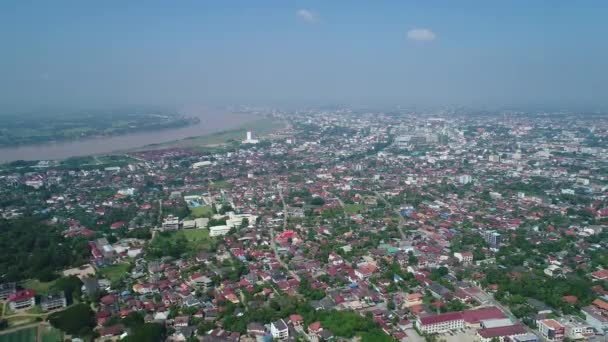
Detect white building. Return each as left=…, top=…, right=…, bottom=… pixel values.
left=225, top=213, right=257, bottom=229
left=416, top=312, right=465, bottom=334
left=242, top=131, right=259, bottom=144
left=270, top=319, right=289, bottom=340
left=162, top=215, right=180, bottom=230
left=41, top=292, right=67, bottom=311
left=209, top=225, right=231, bottom=237
left=459, top=175, right=472, bottom=184
left=454, top=251, right=474, bottom=264
left=192, top=161, right=213, bottom=169
left=8, top=289, right=36, bottom=310
left=182, top=220, right=196, bottom=229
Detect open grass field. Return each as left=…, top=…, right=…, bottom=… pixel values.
left=343, top=203, right=365, bottom=214
left=22, top=279, right=55, bottom=295
left=98, top=262, right=131, bottom=282
left=0, top=327, right=36, bottom=342
left=150, top=228, right=214, bottom=257
left=190, top=206, right=213, bottom=218
left=39, top=326, right=62, bottom=342
left=174, top=229, right=211, bottom=249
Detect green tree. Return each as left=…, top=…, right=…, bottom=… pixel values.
left=48, top=303, right=95, bottom=337
left=123, top=323, right=165, bottom=342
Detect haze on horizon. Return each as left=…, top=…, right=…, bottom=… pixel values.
left=1, top=0, right=607, bottom=112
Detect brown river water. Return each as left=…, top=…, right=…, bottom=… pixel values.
left=0, top=111, right=260, bottom=162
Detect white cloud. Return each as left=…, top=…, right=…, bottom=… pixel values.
left=407, top=28, right=436, bottom=42
left=296, top=9, right=318, bottom=23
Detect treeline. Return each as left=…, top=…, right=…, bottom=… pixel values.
left=482, top=267, right=596, bottom=315
left=0, top=217, right=90, bottom=281
left=218, top=295, right=394, bottom=341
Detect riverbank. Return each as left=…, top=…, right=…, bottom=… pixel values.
left=0, top=111, right=266, bottom=162
left=130, top=116, right=285, bottom=152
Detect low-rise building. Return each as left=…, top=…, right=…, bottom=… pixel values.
left=582, top=299, right=608, bottom=335
left=209, top=225, right=231, bottom=237
left=270, top=319, right=289, bottom=341
left=454, top=251, right=473, bottom=264
left=41, top=292, right=67, bottom=311
left=8, top=289, right=36, bottom=310
left=416, top=312, right=465, bottom=334
left=162, top=215, right=180, bottom=230
left=0, top=282, right=16, bottom=300
left=537, top=319, right=565, bottom=341
left=477, top=324, right=527, bottom=342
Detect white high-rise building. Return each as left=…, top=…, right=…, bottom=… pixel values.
left=242, top=131, right=259, bottom=144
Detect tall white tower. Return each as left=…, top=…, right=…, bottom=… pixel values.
left=242, top=131, right=259, bottom=144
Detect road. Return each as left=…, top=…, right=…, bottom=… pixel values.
left=374, top=191, right=407, bottom=240
left=269, top=182, right=300, bottom=281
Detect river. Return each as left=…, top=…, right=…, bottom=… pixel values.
left=0, top=111, right=260, bottom=162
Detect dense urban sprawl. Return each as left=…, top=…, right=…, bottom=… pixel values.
left=1, top=109, right=608, bottom=342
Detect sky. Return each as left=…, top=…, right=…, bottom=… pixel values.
left=1, top=0, right=607, bottom=111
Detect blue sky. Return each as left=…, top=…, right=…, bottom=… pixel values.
left=1, top=0, right=607, bottom=110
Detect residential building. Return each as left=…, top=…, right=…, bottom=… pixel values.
left=8, top=289, right=36, bottom=310
left=454, top=251, right=473, bottom=264
left=537, top=319, right=565, bottom=341
left=582, top=299, right=608, bottom=335
left=41, top=292, right=67, bottom=311
left=270, top=319, right=289, bottom=340
left=0, top=282, right=16, bottom=300
left=482, top=230, right=502, bottom=247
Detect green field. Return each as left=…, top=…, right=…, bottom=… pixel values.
left=148, top=228, right=214, bottom=258
left=98, top=263, right=131, bottom=282
left=0, top=327, right=36, bottom=342
left=190, top=206, right=213, bottom=218
left=175, top=229, right=211, bottom=249
left=159, top=228, right=212, bottom=250
left=40, top=326, right=62, bottom=342
left=22, top=279, right=55, bottom=295
left=344, top=203, right=365, bottom=214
